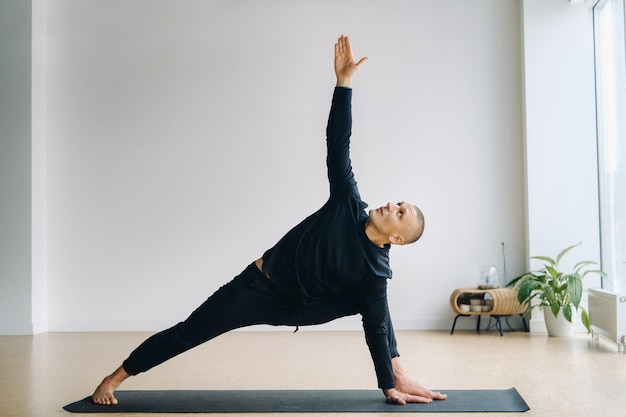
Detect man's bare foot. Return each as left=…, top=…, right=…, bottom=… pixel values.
left=92, top=365, right=130, bottom=405
left=92, top=378, right=119, bottom=405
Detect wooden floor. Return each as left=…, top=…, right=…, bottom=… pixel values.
left=1, top=329, right=624, bottom=417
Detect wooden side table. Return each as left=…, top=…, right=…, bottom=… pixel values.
left=449, top=287, right=528, bottom=336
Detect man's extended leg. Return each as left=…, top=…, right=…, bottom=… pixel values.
left=122, top=264, right=295, bottom=374
left=92, top=263, right=295, bottom=404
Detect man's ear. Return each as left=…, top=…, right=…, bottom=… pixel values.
left=389, top=233, right=405, bottom=245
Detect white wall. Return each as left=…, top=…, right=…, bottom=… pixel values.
left=7, top=0, right=601, bottom=335
left=521, top=0, right=601, bottom=332
left=42, top=0, right=525, bottom=332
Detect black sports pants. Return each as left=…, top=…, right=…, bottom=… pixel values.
left=122, top=262, right=398, bottom=375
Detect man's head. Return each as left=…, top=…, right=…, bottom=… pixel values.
left=367, top=202, right=425, bottom=246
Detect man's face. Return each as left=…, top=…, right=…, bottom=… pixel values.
left=368, top=201, right=419, bottom=244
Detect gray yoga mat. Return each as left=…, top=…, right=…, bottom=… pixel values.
left=64, top=388, right=529, bottom=413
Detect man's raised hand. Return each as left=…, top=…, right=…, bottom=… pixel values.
left=334, top=35, right=368, bottom=88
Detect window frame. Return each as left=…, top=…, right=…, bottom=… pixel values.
left=593, top=0, right=626, bottom=292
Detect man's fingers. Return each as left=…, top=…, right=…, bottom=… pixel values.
left=337, top=35, right=347, bottom=55
left=432, top=391, right=447, bottom=400
left=418, top=388, right=447, bottom=400
left=343, top=35, right=352, bottom=54
left=404, top=394, right=433, bottom=404
left=386, top=392, right=434, bottom=405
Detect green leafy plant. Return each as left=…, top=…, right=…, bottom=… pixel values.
left=508, top=243, right=605, bottom=332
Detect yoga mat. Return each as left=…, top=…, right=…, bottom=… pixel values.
left=64, top=388, right=529, bottom=413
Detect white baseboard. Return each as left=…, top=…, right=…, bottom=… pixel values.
left=43, top=315, right=528, bottom=333
left=0, top=321, right=48, bottom=335
left=529, top=317, right=547, bottom=333
left=32, top=320, right=48, bottom=334
left=47, top=320, right=178, bottom=333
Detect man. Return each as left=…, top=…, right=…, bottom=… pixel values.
left=92, top=35, right=446, bottom=406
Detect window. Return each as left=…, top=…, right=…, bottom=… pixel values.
left=593, top=0, right=626, bottom=292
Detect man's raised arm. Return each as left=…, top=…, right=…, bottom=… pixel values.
left=325, top=35, right=367, bottom=195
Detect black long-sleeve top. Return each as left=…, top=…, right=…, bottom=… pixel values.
left=261, top=87, right=398, bottom=389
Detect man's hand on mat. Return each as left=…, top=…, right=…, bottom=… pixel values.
left=334, top=35, right=368, bottom=88
left=393, top=377, right=448, bottom=402
left=383, top=387, right=436, bottom=405
left=384, top=357, right=447, bottom=405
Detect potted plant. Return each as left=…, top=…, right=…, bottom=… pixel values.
left=508, top=243, right=605, bottom=336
